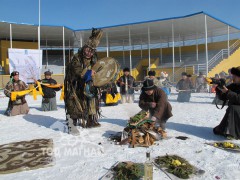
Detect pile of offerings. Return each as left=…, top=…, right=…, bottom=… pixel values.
left=120, top=110, right=166, bottom=148
left=207, top=141, right=240, bottom=152
left=154, top=154, right=204, bottom=179
left=101, top=161, right=144, bottom=180
left=214, top=142, right=239, bottom=149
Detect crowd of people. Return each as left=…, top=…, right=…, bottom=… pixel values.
left=2, top=65, right=240, bottom=139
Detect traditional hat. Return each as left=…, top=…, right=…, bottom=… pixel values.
left=231, top=66, right=240, bottom=77
left=148, top=71, right=156, bottom=76
left=44, top=71, right=52, bottom=75
left=142, top=79, right=156, bottom=91
left=10, top=71, right=19, bottom=78
left=123, top=67, right=130, bottom=72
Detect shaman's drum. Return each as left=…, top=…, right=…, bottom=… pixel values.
left=92, top=57, right=120, bottom=87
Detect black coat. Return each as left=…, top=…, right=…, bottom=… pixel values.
left=176, top=79, right=194, bottom=91
left=176, top=79, right=194, bottom=102
left=214, top=83, right=240, bottom=139
left=117, top=75, right=136, bottom=95
left=40, top=78, right=61, bottom=98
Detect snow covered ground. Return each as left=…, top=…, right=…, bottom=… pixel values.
left=0, top=91, right=240, bottom=180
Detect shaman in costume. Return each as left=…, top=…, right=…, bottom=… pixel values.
left=64, top=29, right=103, bottom=134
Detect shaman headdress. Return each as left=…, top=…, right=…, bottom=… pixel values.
left=85, top=28, right=103, bottom=49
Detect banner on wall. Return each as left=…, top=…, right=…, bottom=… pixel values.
left=8, top=48, right=42, bottom=83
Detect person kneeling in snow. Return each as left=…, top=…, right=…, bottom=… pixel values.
left=139, top=79, right=173, bottom=136
left=213, top=66, right=240, bottom=139
left=101, top=82, right=120, bottom=106
left=35, top=71, right=62, bottom=111
left=176, top=72, right=195, bottom=102
left=4, top=71, right=29, bottom=116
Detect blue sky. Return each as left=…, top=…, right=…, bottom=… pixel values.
left=0, top=0, right=239, bottom=29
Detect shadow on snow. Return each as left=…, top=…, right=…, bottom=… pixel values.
left=167, top=121, right=225, bottom=141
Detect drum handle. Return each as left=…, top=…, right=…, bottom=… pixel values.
left=96, top=66, right=103, bottom=73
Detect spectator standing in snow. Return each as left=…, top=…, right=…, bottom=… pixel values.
left=144, top=70, right=160, bottom=87
left=117, top=67, right=136, bottom=103
left=195, top=72, right=208, bottom=93
left=176, top=72, right=194, bottom=102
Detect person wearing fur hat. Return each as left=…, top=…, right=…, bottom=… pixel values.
left=145, top=70, right=160, bottom=87
left=4, top=71, right=29, bottom=116
left=213, top=66, right=240, bottom=139
left=64, top=28, right=103, bottom=135
left=34, top=71, right=62, bottom=111
left=176, top=72, right=194, bottom=102
left=117, top=67, right=136, bottom=103
left=139, top=79, right=173, bottom=134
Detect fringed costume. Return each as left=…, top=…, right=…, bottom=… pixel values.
left=64, top=28, right=103, bottom=135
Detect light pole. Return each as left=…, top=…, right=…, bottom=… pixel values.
left=38, top=0, right=41, bottom=78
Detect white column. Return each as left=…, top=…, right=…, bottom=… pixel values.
left=68, top=39, right=71, bottom=62
left=46, top=39, right=48, bottom=68
left=123, top=40, right=125, bottom=67
left=10, top=24, right=12, bottom=48
left=38, top=0, right=41, bottom=77
left=129, top=28, right=132, bottom=75
left=148, top=26, right=151, bottom=71
left=160, top=40, right=162, bottom=65
left=205, top=15, right=209, bottom=76
left=38, top=0, right=41, bottom=50
left=80, top=33, right=83, bottom=48
left=179, top=35, right=181, bottom=62
left=172, top=22, right=175, bottom=82
left=228, top=25, right=230, bottom=57
left=160, top=47, right=162, bottom=64
left=106, top=32, right=109, bottom=57
left=196, top=33, right=199, bottom=62
left=63, top=27, right=66, bottom=78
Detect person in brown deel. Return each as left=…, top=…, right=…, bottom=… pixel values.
left=139, top=79, right=173, bottom=135
left=213, top=66, right=240, bottom=139
left=4, top=71, right=29, bottom=116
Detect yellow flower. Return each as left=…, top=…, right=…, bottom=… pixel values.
left=172, top=159, right=182, bottom=166
left=223, top=142, right=234, bottom=148
left=214, top=143, right=218, bottom=147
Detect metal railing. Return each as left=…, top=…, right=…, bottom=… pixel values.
left=208, top=39, right=240, bottom=70
left=194, top=63, right=206, bottom=75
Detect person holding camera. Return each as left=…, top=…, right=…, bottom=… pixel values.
left=213, top=66, right=240, bottom=139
